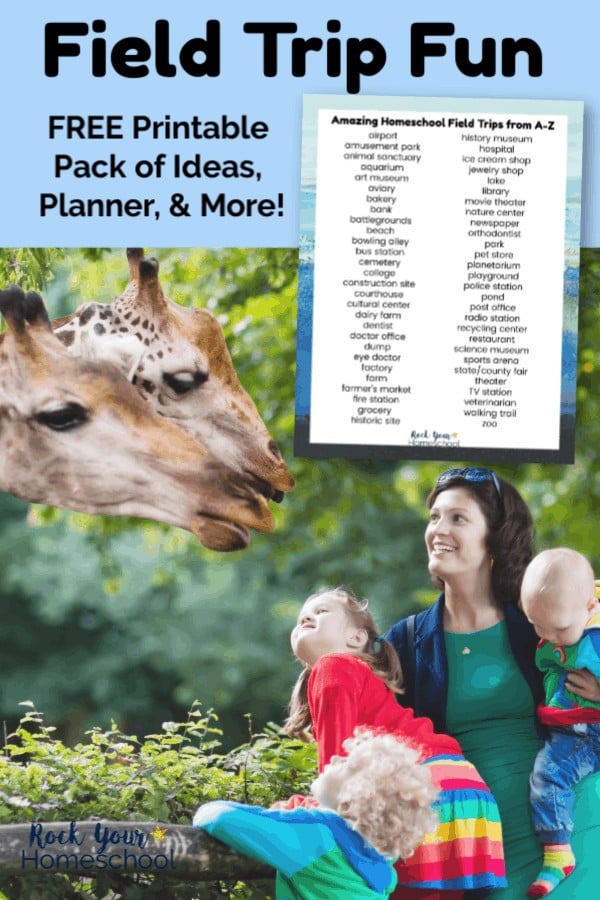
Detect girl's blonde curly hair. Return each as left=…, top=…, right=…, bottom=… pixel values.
left=315, top=729, right=439, bottom=860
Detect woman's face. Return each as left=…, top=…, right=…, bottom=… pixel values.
left=425, top=486, right=490, bottom=584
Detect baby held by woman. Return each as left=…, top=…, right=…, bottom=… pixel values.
left=521, top=547, right=600, bottom=898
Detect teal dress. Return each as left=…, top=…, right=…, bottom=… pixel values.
left=444, top=620, right=600, bottom=898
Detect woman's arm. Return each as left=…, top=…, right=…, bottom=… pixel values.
left=565, top=668, right=600, bottom=703
left=566, top=628, right=600, bottom=701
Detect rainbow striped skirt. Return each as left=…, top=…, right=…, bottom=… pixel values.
left=393, top=754, right=506, bottom=892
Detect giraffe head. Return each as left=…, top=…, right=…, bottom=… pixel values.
left=0, top=286, right=280, bottom=551
left=55, top=248, right=294, bottom=510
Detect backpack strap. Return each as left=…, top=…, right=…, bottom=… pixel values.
left=401, top=613, right=417, bottom=707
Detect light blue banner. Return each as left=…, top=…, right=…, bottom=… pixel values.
left=0, top=1, right=597, bottom=247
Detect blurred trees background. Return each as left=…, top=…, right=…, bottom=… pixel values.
left=0, top=247, right=598, bottom=748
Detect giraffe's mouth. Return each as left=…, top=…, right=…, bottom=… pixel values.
left=190, top=515, right=251, bottom=552
left=243, top=470, right=286, bottom=505
left=186, top=463, right=277, bottom=551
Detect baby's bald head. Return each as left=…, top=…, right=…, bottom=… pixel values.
left=521, top=548, right=597, bottom=646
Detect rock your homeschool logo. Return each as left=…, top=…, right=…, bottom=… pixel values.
left=21, top=821, right=175, bottom=873
left=409, top=429, right=461, bottom=448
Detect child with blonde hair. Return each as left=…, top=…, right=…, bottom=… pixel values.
left=285, top=586, right=507, bottom=899
left=194, top=729, right=439, bottom=899
left=520, top=548, right=600, bottom=898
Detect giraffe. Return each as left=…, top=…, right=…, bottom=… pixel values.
left=0, top=286, right=280, bottom=552
left=53, top=249, right=294, bottom=508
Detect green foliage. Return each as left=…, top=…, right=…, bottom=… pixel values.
left=0, top=248, right=63, bottom=294
left=0, top=703, right=316, bottom=824
left=0, top=872, right=275, bottom=900
left=0, top=704, right=316, bottom=898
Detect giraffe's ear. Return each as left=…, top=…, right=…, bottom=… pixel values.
left=80, top=330, right=143, bottom=381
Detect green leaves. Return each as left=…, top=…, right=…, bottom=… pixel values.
left=0, top=703, right=315, bottom=822
left=0, top=705, right=314, bottom=898
left=0, top=248, right=63, bottom=294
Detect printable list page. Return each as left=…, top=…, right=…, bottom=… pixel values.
left=296, top=96, right=583, bottom=463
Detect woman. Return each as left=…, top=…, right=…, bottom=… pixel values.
left=386, top=467, right=600, bottom=899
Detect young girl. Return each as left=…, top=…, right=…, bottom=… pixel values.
left=285, top=586, right=507, bottom=900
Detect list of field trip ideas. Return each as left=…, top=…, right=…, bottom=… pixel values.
left=295, top=96, right=583, bottom=463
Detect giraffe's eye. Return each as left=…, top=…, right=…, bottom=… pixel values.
left=34, top=403, right=89, bottom=431
left=162, top=370, right=209, bottom=395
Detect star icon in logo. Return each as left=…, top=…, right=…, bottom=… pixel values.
left=150, top=825, right=168, bottom=842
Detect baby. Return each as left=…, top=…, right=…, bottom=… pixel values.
left=193, top=729, right=439, bottom=899
left=520, top=547, right=600, bottom=898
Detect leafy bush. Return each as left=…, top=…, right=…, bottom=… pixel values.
left=0, top=703, right=317, bottom=899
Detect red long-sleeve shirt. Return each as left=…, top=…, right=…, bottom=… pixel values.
left=308, top=653, right=462, bottom=771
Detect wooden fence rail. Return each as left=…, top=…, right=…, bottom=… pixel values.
left=0, top=820, right=273, bottom=883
